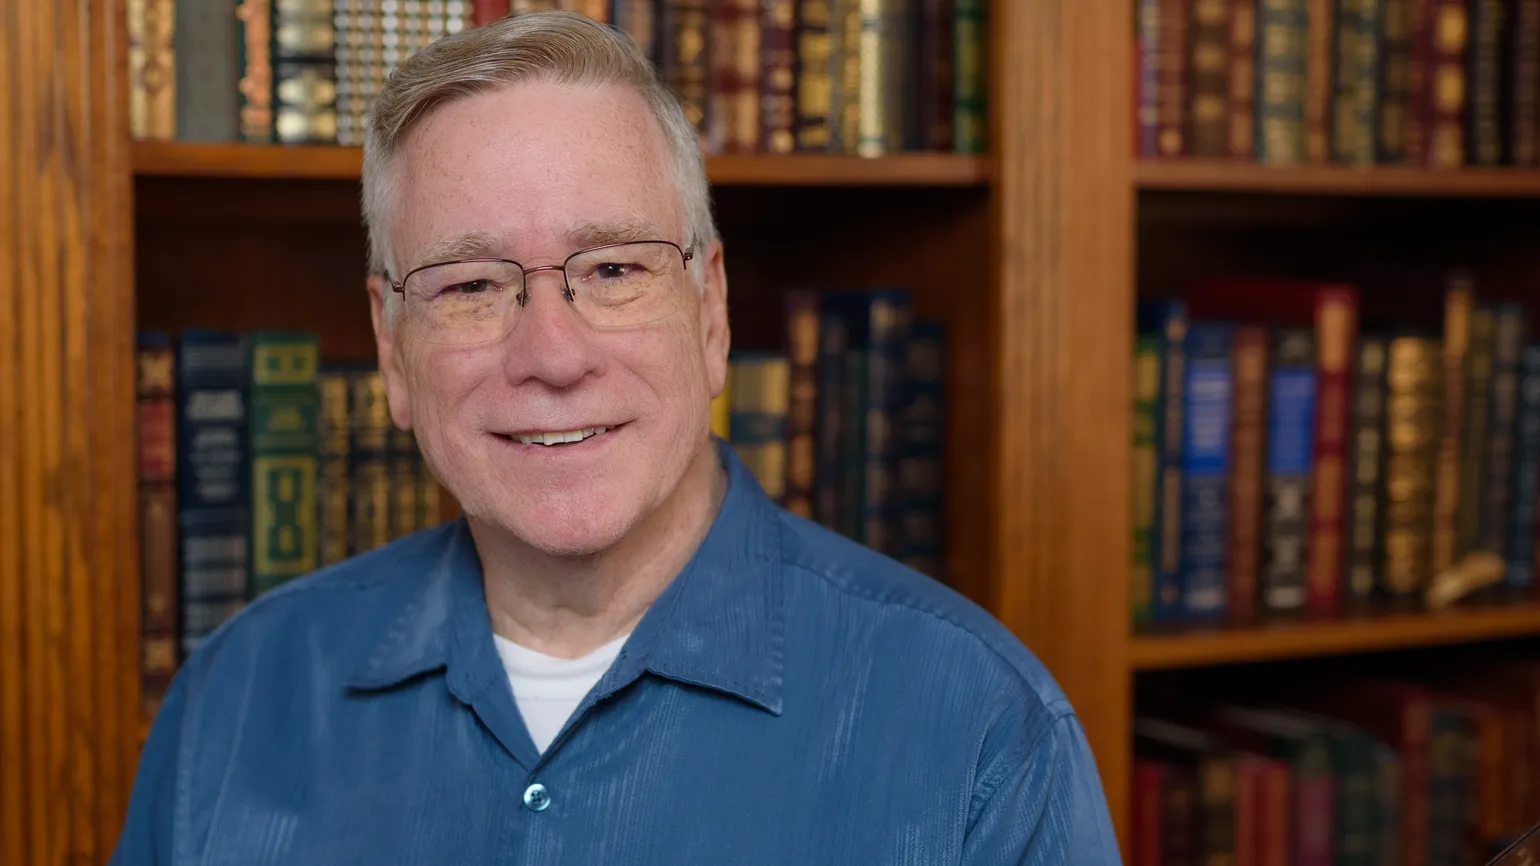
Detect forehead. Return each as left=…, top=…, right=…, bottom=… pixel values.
left=390, top=78, right=683, bottom=268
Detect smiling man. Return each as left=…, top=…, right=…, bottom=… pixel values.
left=112, top=11, right=1119, bottom=865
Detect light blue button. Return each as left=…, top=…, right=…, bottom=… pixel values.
left=523, top=782, right=551, bottom=812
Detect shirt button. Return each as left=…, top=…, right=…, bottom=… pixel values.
left=523, top=782, right=551, bottom=812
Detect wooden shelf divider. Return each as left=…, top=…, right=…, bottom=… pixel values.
left=1131, top=602, right=1540, bottom=670
left=132, top=141, right=992, bottom=187
left=1135, top=159, right=1540, bottom=197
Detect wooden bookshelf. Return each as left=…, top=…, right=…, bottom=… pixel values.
left=132, top=141, right=992, bottom=187
left=1131, top=603, right=1540, bottom=671
left=1136, top=159, right=1540, bottom=197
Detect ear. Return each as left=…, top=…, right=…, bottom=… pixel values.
left=697, top=239, right=730, bottom=400
left=367, top=273, right=415, bottom=431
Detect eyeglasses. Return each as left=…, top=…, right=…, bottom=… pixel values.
left=390, top=240, right=694, bottom=346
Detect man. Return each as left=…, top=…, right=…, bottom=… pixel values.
left=113, top=11, right=1120, bottom=864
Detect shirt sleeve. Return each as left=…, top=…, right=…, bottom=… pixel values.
left=109, top=671, right=187, bottom=866
left=961, top=709, right=1123, bottom=866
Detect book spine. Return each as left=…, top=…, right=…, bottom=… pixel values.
left=236, top=0, right=275, bottom=142
left=473, top=0, right=511, bottom=24
left=795, top=0, right=835, bottom=150
left=274, top=0, right=340, bottom=144
left=711, top=0, right=762, bottom=153
left=1133, top=335, right=1163, bottom=627
left=1157, top=0, right=1190, bottom=157
left=1304, top=0, right=1333, bottom=162
left=316, top=367, right=351, bottom=568
left=1507, top=343, right=1540, bottom=590
left=1229, top=0, right=1259, bottom=157
left=1180, top=323, right=1234, bottom=624
left=1425, top=0, right=1469, bottom=167
left=1458, top=304, right=1495, bottom=557
left=175, top=0, right=241, bottom=142
left=1379, top=0, right=1415, bottom=161
left=1407, top=0, right=1433, bottom=164
left=175, top=332, right=251, bottom=656
left=898, top=320, right=946, bottom=581
left=1383, top=335, right=1441, bottom=602
left=1229, top=325, right=1269, bottom=626
left=760, top=0, right=797, bottom=152
left=129, top=0, right=177, bottom=140
left=861, top=292, right=911, bottom=556
left=1154, top=306, right=1189, bottom=624
left=857, top=0, right=912, bottom=156
left=1507, top=0, right=1540, bottom=165
left=1138, top=0, right=1162, bottom=155
left=611, top=0, right=658, bottom=62
left=1262, top=328, right=1316, bottom=617
left=136, top=335, right=179, bottom=715
left=731, top=355, right=791, bottom=501
left=814, top=312, right=848, bottom=530
left=1480, top=306, right=1526, bottom=554
left=783, top=291, right=821, bottom=519
left=662, top=0, right=712, bottom=140
left=1333, top=0, right=1382, bottom=164
left=248, top=332, right=320, bottom=596
left=917, top=0, right=953, bottom=150
left=833, top=0, right=864, bottom=153
left=1191, top=0, right=1235, bottom=156
left=1306, top=290, right=1356, bottom=618
left=950, top=0, right=985, bottom=154
left=838, top=347, right=867, bottom=539
left=1469, top=0, right=1504, bottom=164
left=1432, top=274, right=1473, bottom=574
left=1257, top=0, right=1308, bottom=164
left=348, top=369, right=392, bottom=555
left=1345, top=335, right=1388, bottom=610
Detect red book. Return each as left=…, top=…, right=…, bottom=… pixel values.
left=1187, top=277, right=1360, bottom=619
left=473, top=0, right=511, bottom=25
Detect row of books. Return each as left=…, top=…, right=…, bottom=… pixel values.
left=715, top=288, right=947, bottom=582
left=1136, top=0, right=1540, bottom=168
left=1133, top=659, right=1540, bottom=866
left=128, top=0, right=987, bottom=156
left=1132, top=272, right=1540, bottom=629
left=136, top=330, right=441, bottom=713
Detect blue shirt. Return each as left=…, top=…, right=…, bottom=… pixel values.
left=112, top=444, right=1121, bottom=864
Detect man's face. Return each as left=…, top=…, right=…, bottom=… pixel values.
left=369, top=79, right=729, bottom=557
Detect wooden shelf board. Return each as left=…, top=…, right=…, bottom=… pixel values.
left=1131, top=602, right=1540, bottom=671
left=132, top=141, right=991, bottom=186
left=1135, top=159, right=1540, bottom=197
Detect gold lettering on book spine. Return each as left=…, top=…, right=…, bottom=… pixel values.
left=237, top=0, right=274, bottom=140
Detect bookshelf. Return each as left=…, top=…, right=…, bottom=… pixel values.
left=1136, top=160, right=1540, bottom=198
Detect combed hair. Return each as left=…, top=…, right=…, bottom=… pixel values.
left=360, top=11, right=717, bottom=315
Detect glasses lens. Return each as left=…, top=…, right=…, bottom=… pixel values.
left=565, top=242, right=686, bottom=328
left=403, top=260, right=523, bottom=344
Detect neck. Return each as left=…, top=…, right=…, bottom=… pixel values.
left=469, top=438, right=727, bottom=659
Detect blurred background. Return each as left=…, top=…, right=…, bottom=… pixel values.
left=7, top=0, right=1540, bottom=863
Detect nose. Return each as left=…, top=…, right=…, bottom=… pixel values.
left=500, top=269, right=601, bottom=389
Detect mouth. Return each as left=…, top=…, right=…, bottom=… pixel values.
left=494, top=424, right=619, bottom=448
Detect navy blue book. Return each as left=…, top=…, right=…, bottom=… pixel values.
left=1179, top=321, right=1233, bottom=625
left=1137, top=300, right=1188, bottom=624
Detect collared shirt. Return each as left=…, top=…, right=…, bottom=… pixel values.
left=112, top=443, right=1121, bottom=865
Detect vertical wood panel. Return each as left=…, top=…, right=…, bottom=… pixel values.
left=0, top=0, right=23, bottom=858
left=990, top=0, right=1134, bottom=850
left=0, top=0, right=137, bottom=860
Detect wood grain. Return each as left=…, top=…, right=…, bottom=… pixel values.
left=0, top=0, right=23, bottom=860
left=991, top=0, right=1134, bottom=851
left=1136, top=158, right=1540, bottom=196
left=130, top=139, right=992, bottom=187
left=1132, top=602, right=1540, bottom=669
left=0, top=0, right=139, bottom=860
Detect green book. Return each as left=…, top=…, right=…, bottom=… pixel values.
left=249, top=330, right=320, bottom=595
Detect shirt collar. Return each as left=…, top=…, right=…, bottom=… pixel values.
left=347, top=439, right=785, bottom=717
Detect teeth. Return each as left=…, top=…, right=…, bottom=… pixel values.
left=516, top=426, right=609, bottom=446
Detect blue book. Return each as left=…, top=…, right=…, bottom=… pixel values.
left=1262, top=329, right=1316, bottom=616
left=1179, top=322, right=1233, bottom=624
left=1138, top=300, right=1188, bottom=624
left=1506, top=343, right=1540, bottom=590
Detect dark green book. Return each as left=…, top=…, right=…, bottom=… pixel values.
left=248, top=330, right=320, bottom=595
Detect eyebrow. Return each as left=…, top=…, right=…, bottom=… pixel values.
left=411, top=230, right=505, bottom=272
left=566, top=218, right=668, bottom=249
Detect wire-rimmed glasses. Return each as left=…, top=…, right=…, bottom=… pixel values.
left=390, top=240, right=694, bottom=345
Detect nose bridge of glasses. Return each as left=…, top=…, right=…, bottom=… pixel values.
left=519, top=262, right=575, bottom=302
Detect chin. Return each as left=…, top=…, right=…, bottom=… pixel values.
left=481, top=483, right=646, bottom=558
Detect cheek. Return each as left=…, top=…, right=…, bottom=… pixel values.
left=401, top=343, right=486, bottom=450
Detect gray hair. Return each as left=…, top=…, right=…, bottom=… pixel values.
left=361, top=11, right=718, bottom=318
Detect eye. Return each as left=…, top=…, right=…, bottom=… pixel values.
left=439, top=279, right=495, bottom=296
left=594, top=262, right=634, bottom=280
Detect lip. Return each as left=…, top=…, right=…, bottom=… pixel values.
left=491, top=422, right=627, bottom=454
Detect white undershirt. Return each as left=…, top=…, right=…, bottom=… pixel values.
left=492, top=631, right=630, bottom=753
